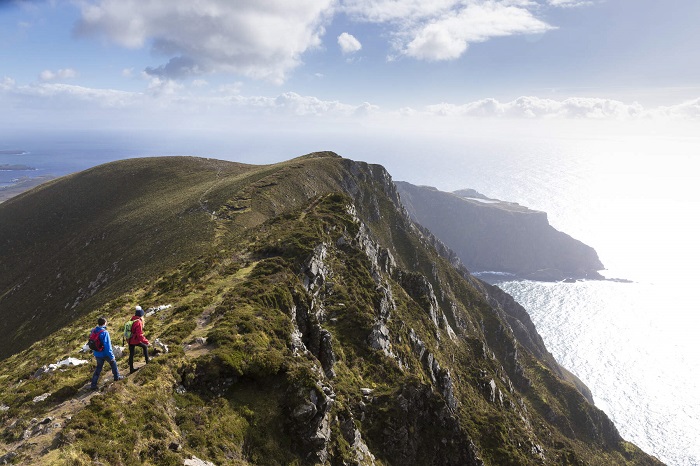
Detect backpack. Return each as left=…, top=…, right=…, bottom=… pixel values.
left=88, top=328, right=105, bottom=352
left=123, top=320, right=135, bottom=341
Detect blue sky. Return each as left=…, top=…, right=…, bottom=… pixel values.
left=1, top=0, right=699, bottom=157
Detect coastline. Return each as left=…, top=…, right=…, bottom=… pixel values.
left=0, top=175, right=56, bottom=203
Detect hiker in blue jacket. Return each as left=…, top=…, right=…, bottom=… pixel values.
left=89, top=316, right=123, bottom=390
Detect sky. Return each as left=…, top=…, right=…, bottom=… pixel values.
left=1, top=0, right=699, bottom=165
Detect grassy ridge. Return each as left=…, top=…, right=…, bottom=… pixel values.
left=0, top=153, right=358, bottom=360
left=0, top=153, right=660, bottom=465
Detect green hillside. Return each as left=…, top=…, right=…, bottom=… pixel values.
left=0, top=153, right=660, bottom=465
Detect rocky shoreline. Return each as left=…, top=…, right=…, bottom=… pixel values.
left=0, top=175, right=55, bottom=203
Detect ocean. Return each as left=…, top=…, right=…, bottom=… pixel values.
left=402, top=131, right=700, bottom=466
left=2, top=128, right=699, bottom=465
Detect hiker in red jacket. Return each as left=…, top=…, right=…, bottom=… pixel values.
left=128, top=306, right=150, bottom=374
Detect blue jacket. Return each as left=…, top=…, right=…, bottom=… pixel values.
left=90, top=326, right=115, bottom=360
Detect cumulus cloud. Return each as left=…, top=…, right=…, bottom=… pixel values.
left=341, top=0, right=555, bottom=61
left=653, top=98, right=700, bottom=120
left=547, top=0, right=593, bottom=7
left=145, top=76, right=184, bottom=97
left=1, top=77, right=16, bottom=90
left=39, top=68, right=78, bottom=81
left=3, top=81, right=137, bottom=109
left=74, top=0, right=334, bottom=84
left=338, top=32, right=362, bottom=54
left=3, top=74, right=699, bottom=125
left=406, top=4, right=553, bottom=60
left=70, top=0, right=577, bottom=84
left=424, top=96, right=647, bottom=119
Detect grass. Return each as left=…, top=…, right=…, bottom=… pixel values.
left=0, top=153, right=662, bottom=465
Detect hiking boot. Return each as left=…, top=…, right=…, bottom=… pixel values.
left=114, top=375, right=125, bottom=381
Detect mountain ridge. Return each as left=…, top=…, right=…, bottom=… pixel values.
left=0, top=153, right=660, bottom=465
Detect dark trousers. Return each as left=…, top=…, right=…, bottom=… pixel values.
left=129, top=343, right=150, bottom=371
left=91, top=357, right=120, bottom=388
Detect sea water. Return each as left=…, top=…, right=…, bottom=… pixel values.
left=2, top=128, right=699, bottom=465
left=403, top=132, right=700, bottom=466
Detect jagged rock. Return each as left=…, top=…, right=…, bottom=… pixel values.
left=399, top=272, right=440, bottom=330
left=32, top=393, right=50, bottom=403
left=302, top=244, right=330, bottom=293
left=145, top=304, right=171, bottom=317
left=0, top=451, right=17, bottom=464
left=339, top=411, right=377, bottom=465
left=292, top=402, right=318, bottom=423
left=152, top=339, right=169, bottom=354
left=113, top=346, right=124, bottom=359
left=184, top=457, right=217, bottom=466
left=368, top=324, right=390, bottom=352
left=32, top=357, right=89, bottom=378
left=363, top=384, right=484, bottom=466
left=287, top=386, right=335, bottom=463
left=32, top=365, right=52, bottom=379
left=482, top=379, right=504, bottom=405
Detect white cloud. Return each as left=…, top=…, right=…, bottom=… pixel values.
left=338, top=32, right=362, bottom=54
left=271, top=92, right=366, bottom=116
left=3, top=75, right=699, bottom=128
left=218, top=82, right=243, bottom=95
left=39, top=68, right=78, bottom=81
left=39, top=70, right=55, bottom=81
left=547, top=0, right=593, bottom=7
left=7, top=82, right=137, bottom=108
left=75, top=0, right=334, bottom=84
left=424, top=96, right=647, bottom=119
left=342, top=0, right=555, bottom=61
left=406, top=4, right=553, bottom=60
left=1, top=77, right=16, bottom=90
left=341, top=0, right=457, bottom=23
left=70, top=0, right=572, bottom=84
left=146, top=77, right=184, bottom=97
left=653, top=98, right=700, bottom=119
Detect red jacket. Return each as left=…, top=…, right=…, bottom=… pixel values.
left=128, top=315, right=149, bottom=345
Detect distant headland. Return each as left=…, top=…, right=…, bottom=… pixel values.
left=0, top=150, right=27, bottom=155
left=396, top=181, right=605, bottom=282
left=0, top=164, right=36, bottom=171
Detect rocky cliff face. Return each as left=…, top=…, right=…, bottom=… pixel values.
left=396, top=182, right=604, bottom=281
left=0, top=153, right=659, bottom=465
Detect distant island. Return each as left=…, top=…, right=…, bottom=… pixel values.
left=0, top=150, right=27, bottom=155
left=0, top=164, right=36, bottom=171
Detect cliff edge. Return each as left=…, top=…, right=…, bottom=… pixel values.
left=396, top=182, right=604, bottom=281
